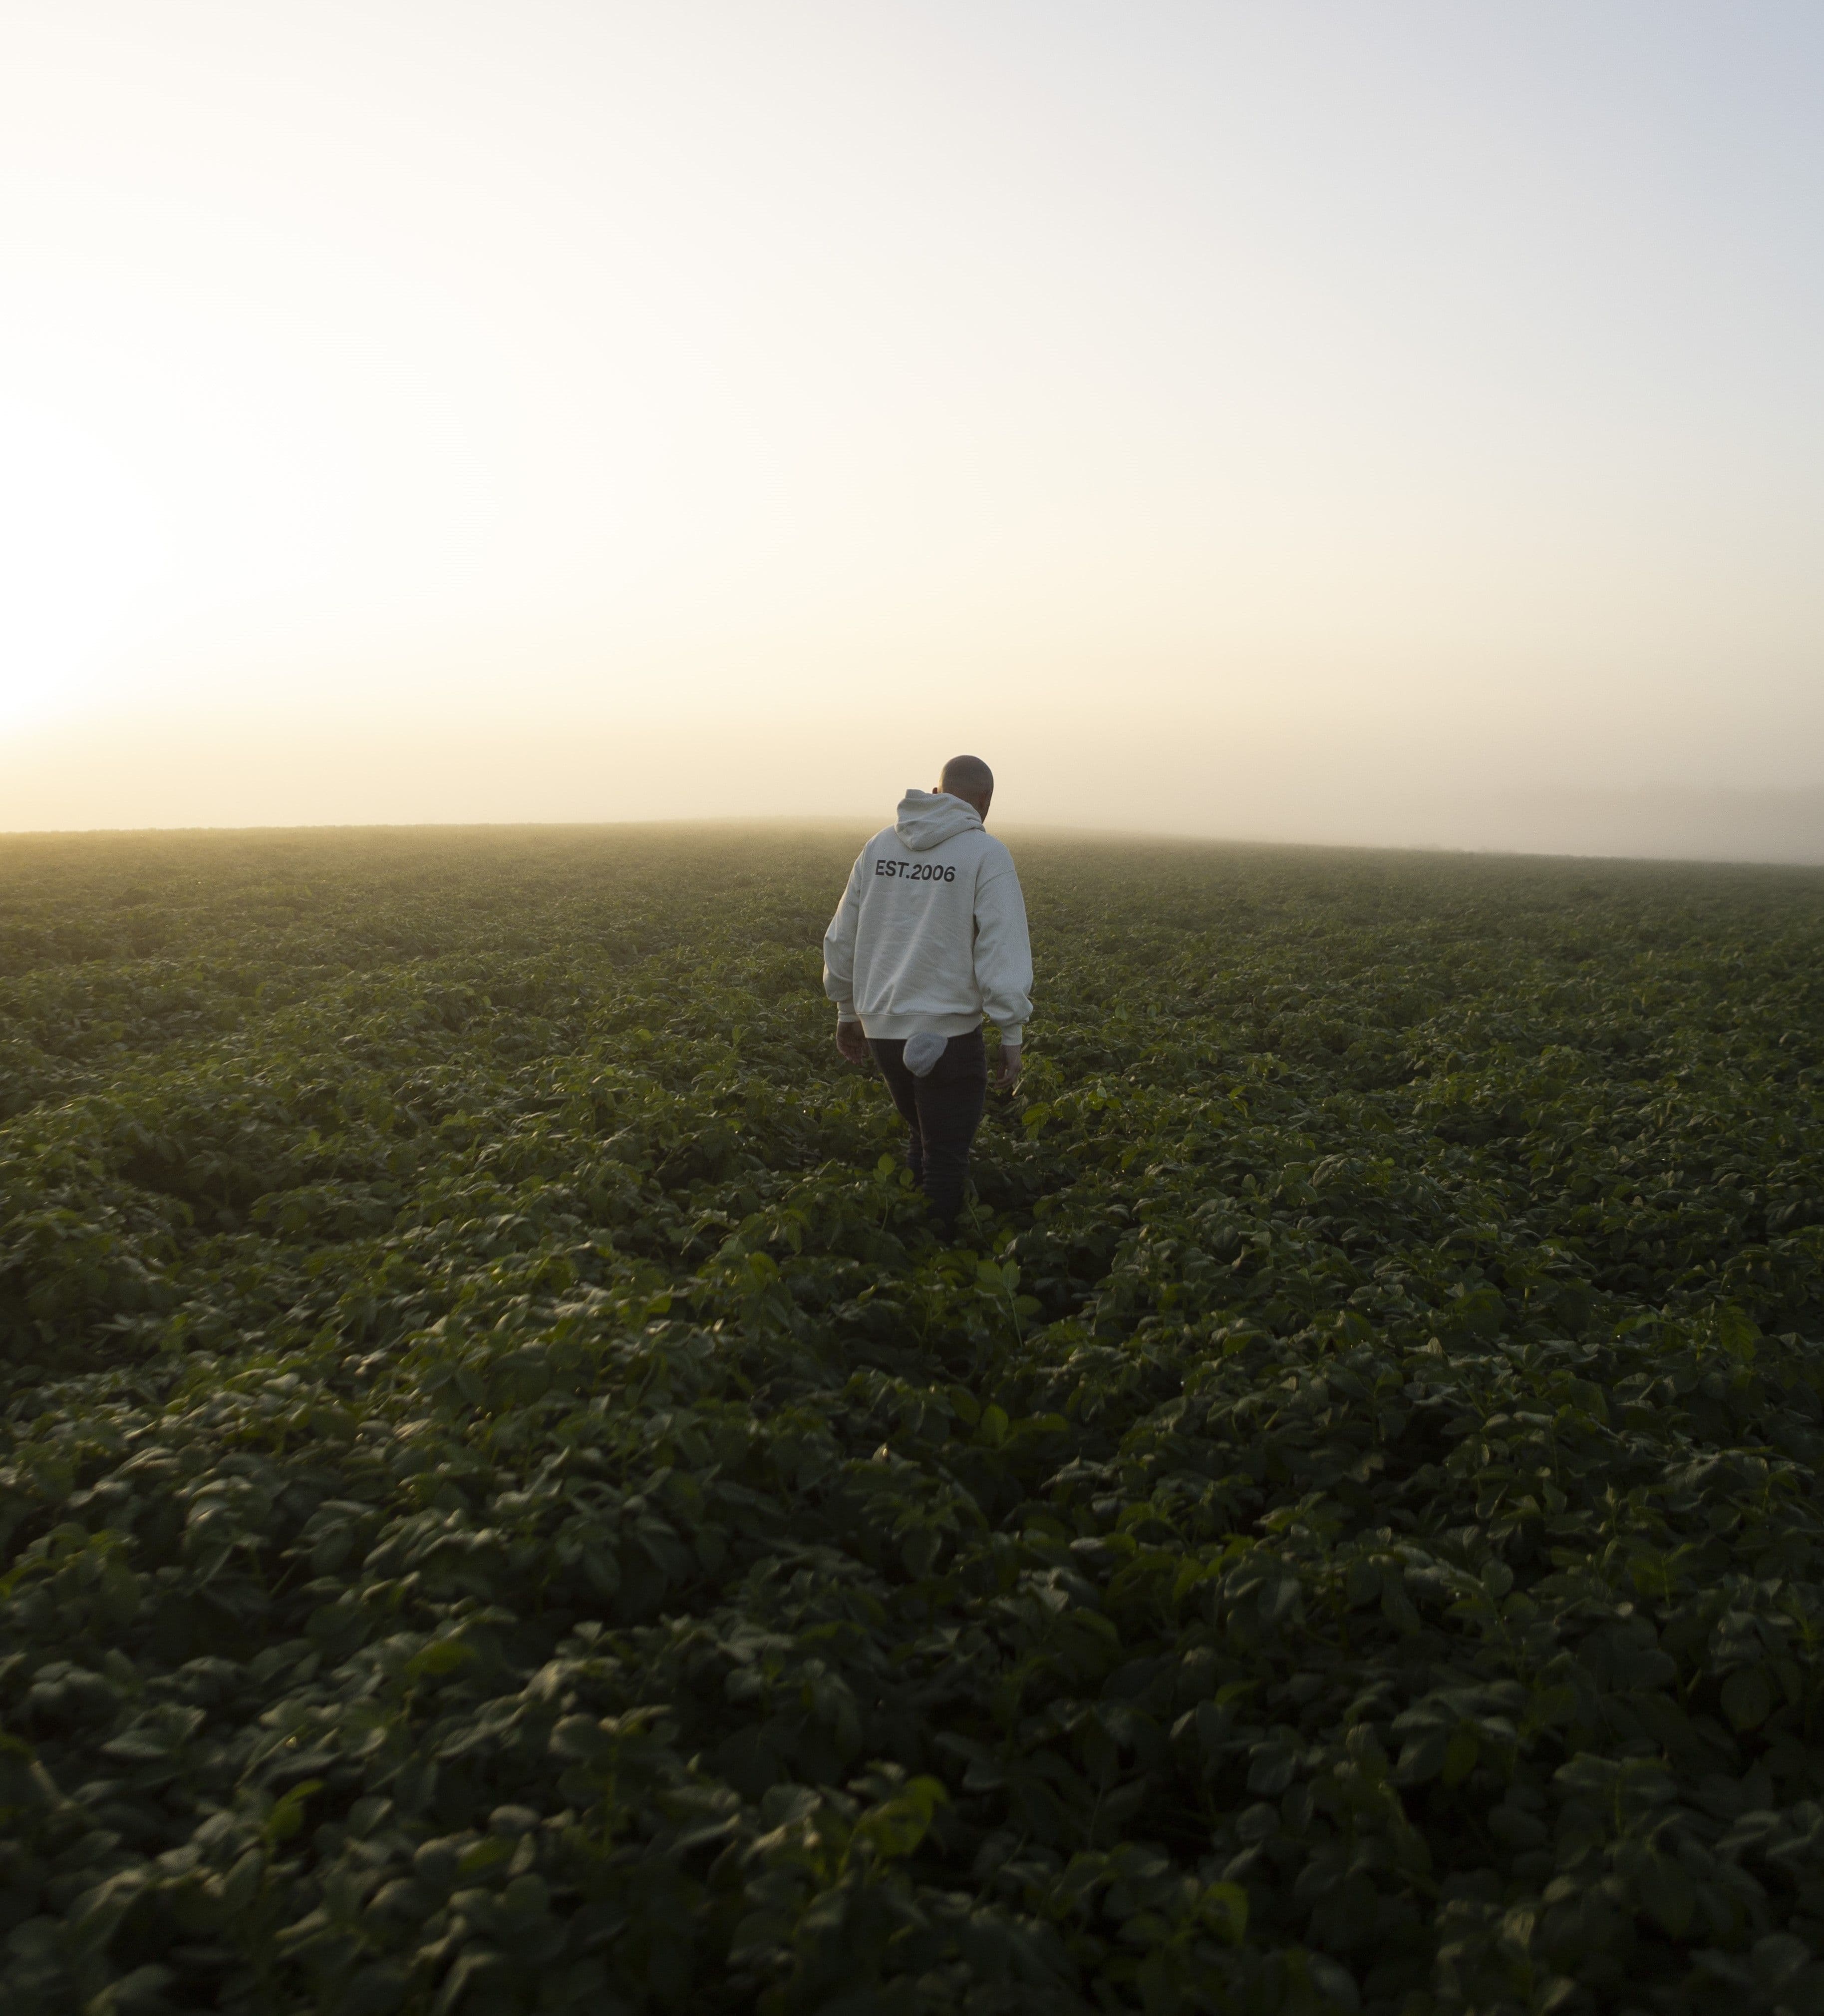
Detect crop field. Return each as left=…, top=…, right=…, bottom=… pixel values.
left=2, top=823, right=1824, bottom=2016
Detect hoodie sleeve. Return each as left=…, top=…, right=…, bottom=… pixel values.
left=972, top=855, right=1033, bottom=1045
left=821, top=850, right=868, bottom=1019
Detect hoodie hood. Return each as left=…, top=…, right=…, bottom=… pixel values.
left=895, top=789, right=983, bottom=853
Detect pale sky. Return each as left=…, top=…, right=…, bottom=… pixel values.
left=4, top=1, right=1823, bottom=854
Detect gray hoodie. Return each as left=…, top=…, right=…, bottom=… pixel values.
left=822, top=790, right=1034, bottom=1044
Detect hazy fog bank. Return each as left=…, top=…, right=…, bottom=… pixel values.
left=1206, top=784, right=1824, bottom=867
left=6, top=777, right=1824, bottom=871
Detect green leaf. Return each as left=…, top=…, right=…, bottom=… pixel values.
left=405, top=1636, right=476, bottom=1682
left=550, top=1715, right=615, bottom=1763
left=1200, top=1880, right=1249, bottom=1945
left=854, top=1776, right=948, bottom=1862
left=1395, top=1730, right=1450, bottom=1784
left=1442, top=1725, right=1480, bottom=1787
left=1717, top=1305, right=1760, bottom=1362
left=1721, top=1667, right=1772, bottom=1731
left=1636, top=1850, right=1695, bottom=1940
left=265, top=1779, right=323, bottom=1846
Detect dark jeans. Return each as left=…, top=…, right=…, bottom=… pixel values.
left=869, top=1031, right=988, bottom=1233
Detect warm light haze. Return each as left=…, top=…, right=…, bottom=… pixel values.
left=5, top=1, right=1823, bottom=858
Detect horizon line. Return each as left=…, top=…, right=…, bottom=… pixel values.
left=2, top=813, right=1823, bottom=877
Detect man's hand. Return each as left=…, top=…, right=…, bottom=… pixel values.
left=996, top=1043, right=1022, bottom=1089
left=835, top=1020, right=872, bottom=1065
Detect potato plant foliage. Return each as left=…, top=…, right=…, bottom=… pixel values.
left=2, top=825, right=1824, bottom=2016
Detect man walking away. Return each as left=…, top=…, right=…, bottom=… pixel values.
left=822, top=754, right=1033, bottom=1238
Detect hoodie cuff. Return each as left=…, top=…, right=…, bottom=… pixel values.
left=997, top=1025, right=1023, bottom=1049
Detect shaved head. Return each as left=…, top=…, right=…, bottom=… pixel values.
left=939, top=754, right=994, bottom=800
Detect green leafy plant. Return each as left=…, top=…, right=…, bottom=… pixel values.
left=0, top=825, right=1821, bottom=2013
